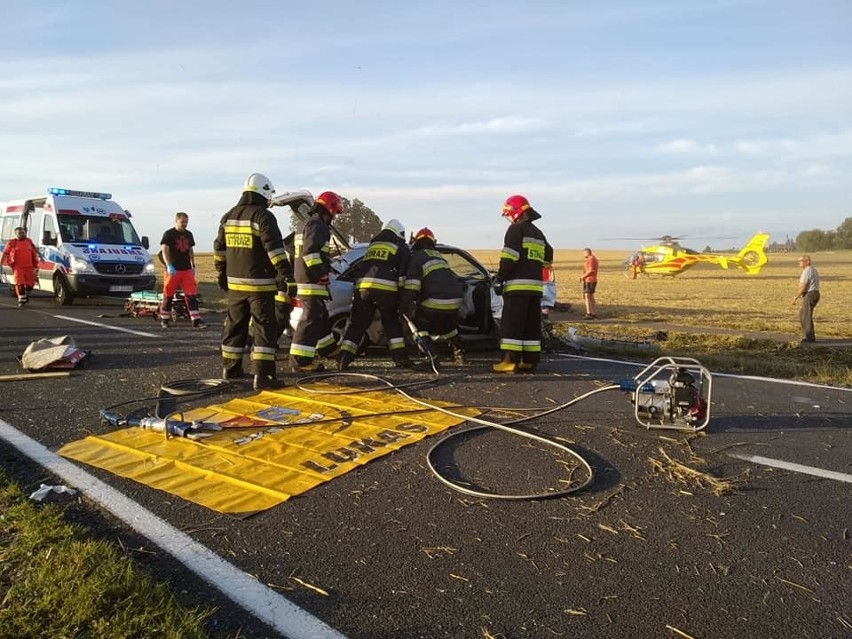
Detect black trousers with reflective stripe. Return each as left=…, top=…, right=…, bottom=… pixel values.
left=222, top=291, right=276, bottom=376
left=343, top=289, right=406, bottom=362
left=500, top=294, right=542, bottom=366
left=290, top=297, right=337, bottom=365
left=411, top=307, right=458, bottom=340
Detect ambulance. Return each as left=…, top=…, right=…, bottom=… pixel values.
left=0, top=188, right=156, bottom=304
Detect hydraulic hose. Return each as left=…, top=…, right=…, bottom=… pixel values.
left=296, top=370, right=619, bottom=500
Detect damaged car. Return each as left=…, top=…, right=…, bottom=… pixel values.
left=270, top=190, right=556, bottom=348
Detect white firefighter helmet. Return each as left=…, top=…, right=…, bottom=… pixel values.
left=243, top=173, right=276, bottom=201
left=383, top=218, right=405, bottom=240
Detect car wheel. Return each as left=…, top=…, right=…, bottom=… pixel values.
left=329, top=313, right=350, bottom=344
left=330, top=313, right=373, bottom=354
left=54, top=274, right=74, bottom=305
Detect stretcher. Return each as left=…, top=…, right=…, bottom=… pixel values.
left=125, top=290, right=202, bottom=321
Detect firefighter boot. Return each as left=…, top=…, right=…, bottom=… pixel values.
left=290, top=357, right=325, bottom=373
left=492, top=352, right=518, bottom=374
left=336, top=351, right=356, bottom=371
left=254, top=363, right=286, bottom=390
left=222, top=365, right=248, bottom=380
left=253, top=373, right=286, bottom=391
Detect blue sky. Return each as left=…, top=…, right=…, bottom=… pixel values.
left=1, top=0, right=850, bottom=251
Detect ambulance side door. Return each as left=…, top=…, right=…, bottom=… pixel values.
left=37, top=210, right=59, bottom=291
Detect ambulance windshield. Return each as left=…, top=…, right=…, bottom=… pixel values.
left=58, top=214, right=141, bottom=245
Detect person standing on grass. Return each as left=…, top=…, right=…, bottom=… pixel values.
left=580, top=247, right=599, bottom=319
left=792, top=254, right=820, bottom=343
left=158, top=212, right=206, bottom=330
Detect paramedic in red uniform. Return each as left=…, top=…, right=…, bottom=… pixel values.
left=158, top=211, right=207, bottom=329
left=1, top=227, right=40, bottom=307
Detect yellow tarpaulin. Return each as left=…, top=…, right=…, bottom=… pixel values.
left=59, top=383, right=478, bottom=516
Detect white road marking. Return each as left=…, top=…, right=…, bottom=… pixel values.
left=0, top=418, right=348, bottom=639
left=729, top=453, right=852, bottom=484
left=558, top=353, right=852, bottom=392
left=53, top=314, right=159, bottom=338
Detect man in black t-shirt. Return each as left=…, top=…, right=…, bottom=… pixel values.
left=159, top=211, right=206, bottom=329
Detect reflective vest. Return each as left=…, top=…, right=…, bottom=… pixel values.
left=497, top=219, right=553, bottom=296
left=213, top=195, right=290, bottom=293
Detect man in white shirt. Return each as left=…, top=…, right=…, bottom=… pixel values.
left=792, top=255, right=820, bottom=343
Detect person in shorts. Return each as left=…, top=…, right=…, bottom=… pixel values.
left=580, top=247, right=599, bottom=319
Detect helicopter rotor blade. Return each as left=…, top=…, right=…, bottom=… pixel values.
left=603, top=234, right=738, bottom=242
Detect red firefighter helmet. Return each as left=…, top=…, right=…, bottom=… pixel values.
left=501, top=194, right=531, bottom=223
left=414, top=227, right=435, bottom=243
left=316, top=191, right=344, bottom=217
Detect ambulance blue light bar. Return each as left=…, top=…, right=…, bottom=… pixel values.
left=49, top=188, right=112, bottom=200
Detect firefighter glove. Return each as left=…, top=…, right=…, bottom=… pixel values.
left=493, top=277, right=504, bottom=296
left=217, top=272, right=228, bottom=291
left=275, top=274, right=290, bottom=292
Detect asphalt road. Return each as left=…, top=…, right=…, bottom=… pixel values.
left=1, top=293, right=850, bottom=639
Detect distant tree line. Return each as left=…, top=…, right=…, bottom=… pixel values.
left=796, top=217, right=852, bottom=252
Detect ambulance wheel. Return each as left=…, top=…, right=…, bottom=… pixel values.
left=54, top=275, right=74, bottom=306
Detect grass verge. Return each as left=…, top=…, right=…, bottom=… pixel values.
left=0, top=470, right=214, bottom=639
left=553, top=322, right=852, bottom=387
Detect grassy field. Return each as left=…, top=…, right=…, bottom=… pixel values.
left=193, top=247, right=846, bottom=337
left=475, top=248, right=847, bottom=337
left=189, top=248, right=851, bottom=385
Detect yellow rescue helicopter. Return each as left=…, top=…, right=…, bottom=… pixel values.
left=623, top=233, right=770, bottom=278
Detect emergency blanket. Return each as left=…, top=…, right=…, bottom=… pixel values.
left=21, top=336, right=90, bottom=371
left=59, top=383, right=479, bottom=517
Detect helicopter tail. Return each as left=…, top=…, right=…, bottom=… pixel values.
left=735, top=233, right=770, bottom=275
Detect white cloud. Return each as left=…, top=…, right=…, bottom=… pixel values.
left=733, top=130, right=852, bottom=160
left=413, top=117, right=548, bottom=137
left=655, top=139, right=718, bottom=155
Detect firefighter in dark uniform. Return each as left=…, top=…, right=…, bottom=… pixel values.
left=493, top=194, right=553, bottom=374
left=214, top=173, right=291, bottom=390
left=337, top=219, right=410, bottom=370
left=289, top=191, right=344, bottom=372
left=400, top=227, right=466, bottom=365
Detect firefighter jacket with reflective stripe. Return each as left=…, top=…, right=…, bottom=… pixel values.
left=497, top=212, right=553, bottom=296
left=355, top=229, right=410, bottom=293
left=401, top=246, right=464, bottom=312
left=293, top=214, right=333, bottom=299
left=213, top=192, right=291, bottom=293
